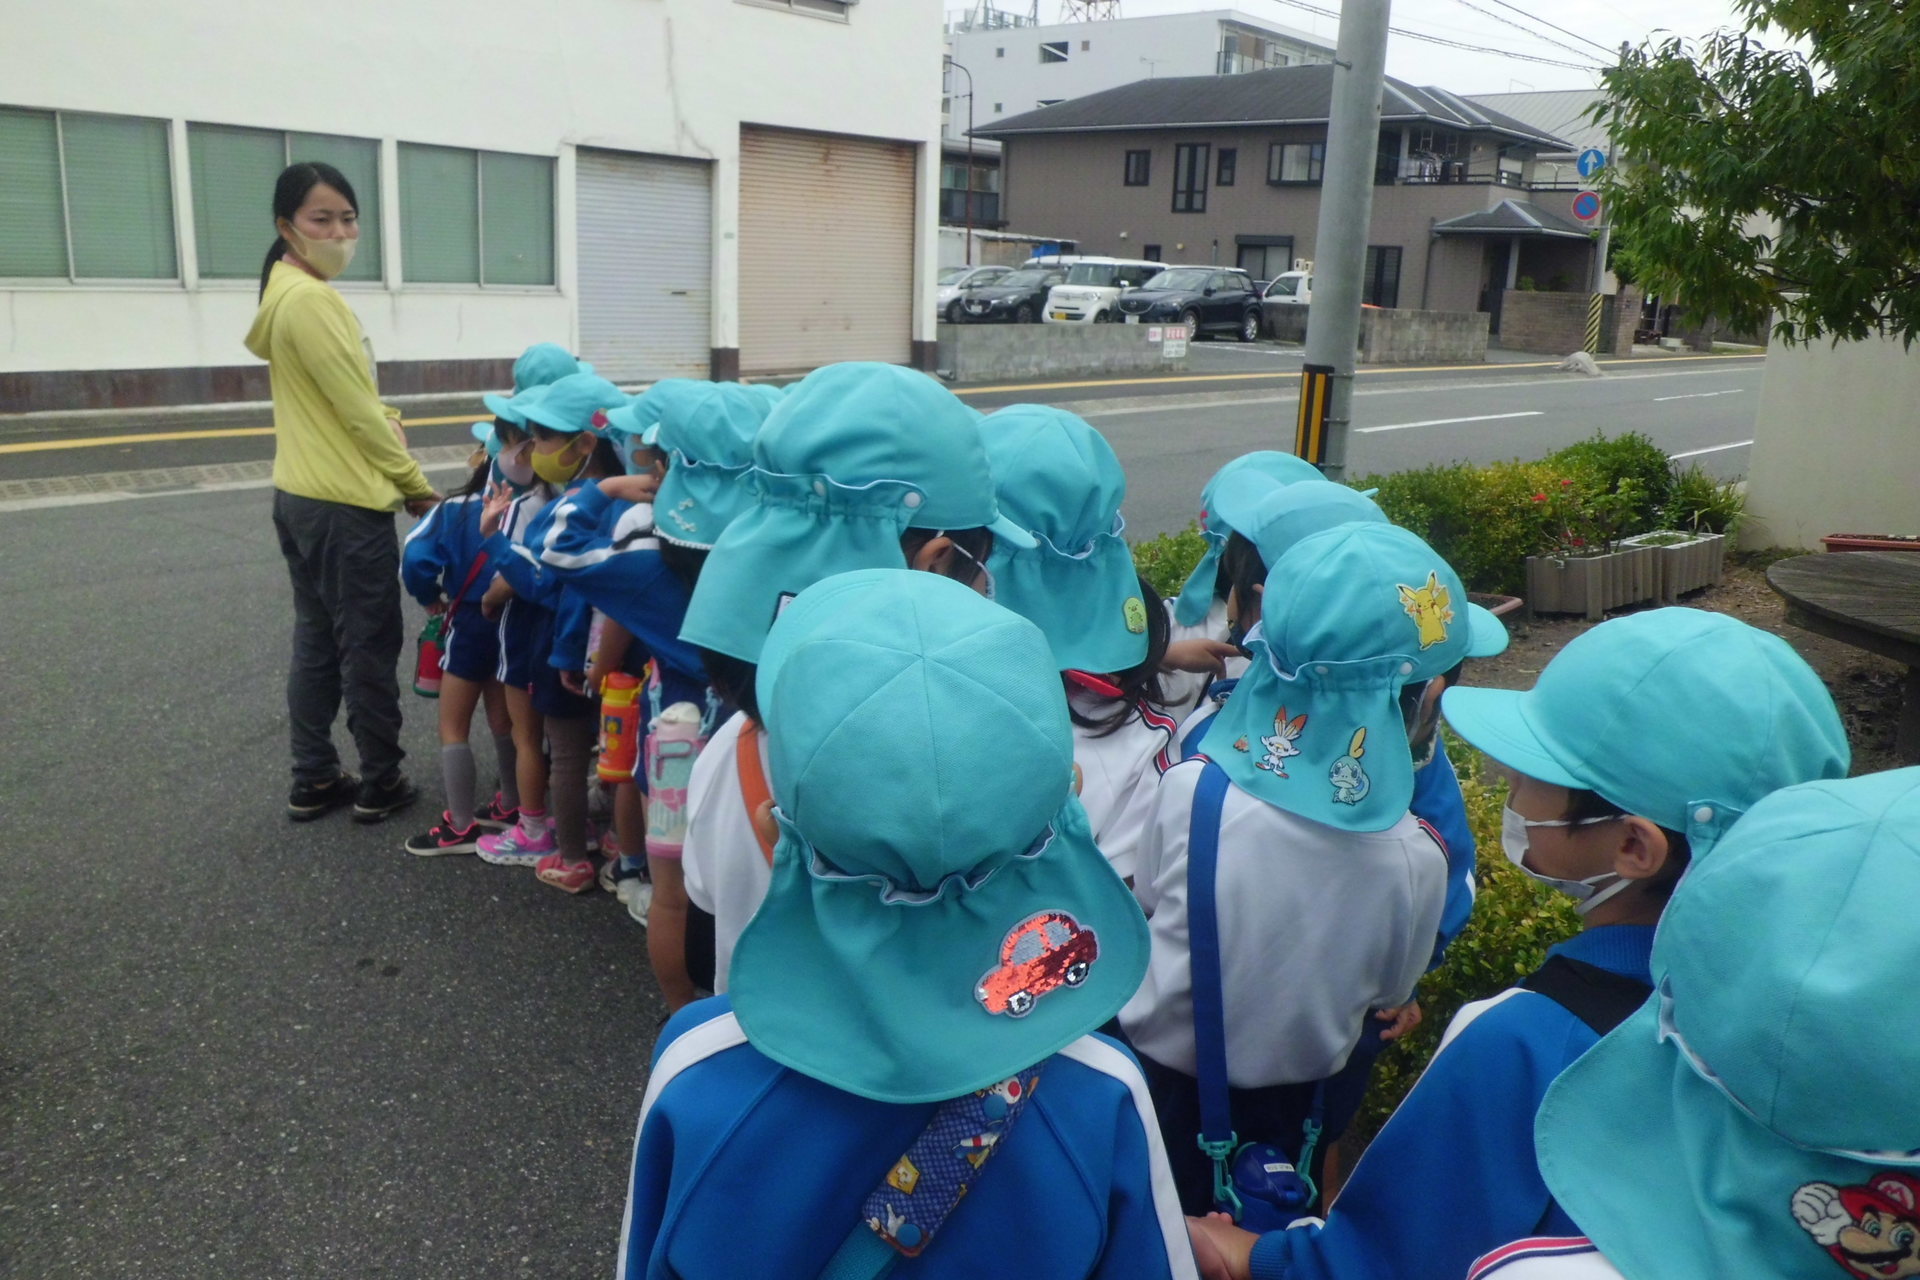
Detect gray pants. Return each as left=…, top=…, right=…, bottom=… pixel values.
left=273, top=490, right=406, bottom=786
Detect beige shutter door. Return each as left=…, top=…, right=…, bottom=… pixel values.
left=576, top=148, right=713, bottom=381
left=739, top=126, right=915, bottom=373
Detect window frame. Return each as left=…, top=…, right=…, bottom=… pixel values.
left=0, top=105, right=182, bottom=287
left=1040, top=40, right=1070, bottom=63
left=185, top=121, right=385, bottom=289
left=1266, top=140, right=1326, bottom=186
left=1362, top=244, right=1403, bottom=309
left=1123, top=149, right=1151, bottom=187
left=1172, top=142, right=1210, bottom=214
left=735, top=0, right=853, bottom=20
left=397, top=142, right=558, bottom=291
left=1216, top=147, right=1237, bottom=187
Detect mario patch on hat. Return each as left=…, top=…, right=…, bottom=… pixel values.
left=1398, top=572, right=1455, bottom=650
left=1330, top=728, right=1371, bottom=805
left=1792, top=1173, right=1920, bottom=1278
left=975, top=911, right=1098, bottom=1018
left=1255, top=708, right=1308, bottom=778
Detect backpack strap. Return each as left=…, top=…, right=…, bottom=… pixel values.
left=1520, top=956, right=1653, bottom=1037
left=1187, top=758, right=1241, bottom=1214
left=736, top=721, right=776, bottom=867
left=818, top=1061, right=1048, bottom=1280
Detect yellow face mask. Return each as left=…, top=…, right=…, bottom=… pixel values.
left=530, top=439, right=586, bottom=486
left=280, top=223, right=358, bottom=279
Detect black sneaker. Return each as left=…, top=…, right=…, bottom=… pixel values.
left=288, top=770, right=360, bottom=822
left=353, top=773, right=419, bottom=824
left=404, top=811, right=482, bottom=857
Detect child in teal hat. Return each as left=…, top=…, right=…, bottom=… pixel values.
left=979, top=404, right=1182, bottom=883
left=676, top=362, right=1033, bottom=997
left=1121, top=522, right=1481, bottom=1221
left=539, top=378, right=767, bottom=1004
left=620, top=569, right=1208, bottom=1279
left=1472, top=766, right=1917, bottom=1280
left=1190, top=608, right=1849, bottom=1280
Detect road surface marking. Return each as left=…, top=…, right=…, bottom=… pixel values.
left=1652, top=389, right=1743, bottom=402
left=1667, top=439, right=1754, bottom=460
left=1357, top=411, right=1544, bottom=434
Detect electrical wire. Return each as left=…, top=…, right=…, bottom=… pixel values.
left=1263, top=0, right=1605, bottom=71
left=1447, top=0, right=1609, bottom=64
left=1479, top=0, right=1618, bottom=57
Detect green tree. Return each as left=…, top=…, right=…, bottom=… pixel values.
left=1596, top=0, right=1920, bottom=345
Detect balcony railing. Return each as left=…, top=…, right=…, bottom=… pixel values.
left=1397, top=158, right=1531, bottom=187
left=939, top=189, right=1002, bottom=226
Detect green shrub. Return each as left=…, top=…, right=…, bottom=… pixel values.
left=1354, top=745, right=1582, bottom=1140
left=1131, top=523, right=1211, bottom=602
left=1355, top=460, right=1567, bottom=595
left=1664, top=464, right=1746, bottom=536
left=1548, top=432, right=1673, bottom=531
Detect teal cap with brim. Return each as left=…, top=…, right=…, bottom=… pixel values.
left=470, top=421, right=499, bottom=457
left=1200, top=523, right=1473, bottom=832
left=652, top=383, right=766, bottom=550
left=1534, top=768, right=1920, bottom=1278
left=511, top=341, right=592, bottom=390
left=482, top=383, right=548, bottom=426
left=981, top=405, right=1148, bottom=675
left=1441, top=609, right=1846, bottom=854
left=1173, top=452, right=1331, bottom=626
left=518, top=372, right=628, bottom=434
left=730, top=570, right=1150, bottom=1104
left=681, top=363, right=1036, bottom=664
left=746, top=383, right=787, bottom=413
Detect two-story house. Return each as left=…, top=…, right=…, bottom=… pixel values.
left=975, top=64, right=1588, bottom=332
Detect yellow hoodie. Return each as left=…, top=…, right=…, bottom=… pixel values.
left=245, top=261, right=435, bottom=511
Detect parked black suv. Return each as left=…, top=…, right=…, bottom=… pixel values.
left=1115, top=267, right=1261, bottom=341
left=957, top=266, right=1067, bottom=324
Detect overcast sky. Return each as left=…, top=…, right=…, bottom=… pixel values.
left=1058, top=0, right=1753, bottom=94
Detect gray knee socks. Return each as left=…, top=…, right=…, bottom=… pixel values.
left=441, top=743, right=477, bottom=829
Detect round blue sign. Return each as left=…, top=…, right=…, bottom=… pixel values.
left=1572, top=190, right=1602, bottom=222
left=1577, top=148, right=1607, bottom=178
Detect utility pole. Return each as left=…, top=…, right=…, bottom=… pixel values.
left=1295, top=0, right=1391, bottom=481
left=946, top=56, right=976, bottom=264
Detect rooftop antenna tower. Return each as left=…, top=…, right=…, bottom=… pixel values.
left=1061, top=1, right=1122, bottom=20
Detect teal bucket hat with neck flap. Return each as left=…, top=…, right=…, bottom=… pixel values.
left=680, top=363, right=1035, bottom=665
left=980, top=404, right=1148, bottom=675
left=729, top=569, right=1150, bottom=1104
left=1172, top=451, right=1330, bottom=626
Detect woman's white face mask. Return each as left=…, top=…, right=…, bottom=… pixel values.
left=1499, top=803, right=1633, bottom=916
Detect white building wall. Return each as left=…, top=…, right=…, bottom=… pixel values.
left=1742, top=333, right=1920, bottom=549
left=0, top=0, right=944, bottom=380
left=946, top=9, right=1332, bottom=142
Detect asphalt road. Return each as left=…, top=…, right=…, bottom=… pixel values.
left=0, top=350, right=1765, bottom=1276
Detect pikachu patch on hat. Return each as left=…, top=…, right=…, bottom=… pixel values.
left=1398, top=572, right=1454, bottom=650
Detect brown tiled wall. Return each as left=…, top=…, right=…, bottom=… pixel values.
left=1496, top=289, right=1593, bottom=355
left=1610, top=285, right=1644, bottom=355
left=0, top=358, right=517, bottom=416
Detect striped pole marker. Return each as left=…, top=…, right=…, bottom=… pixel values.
left=1585, top=292, right=1605, bottom=354
left=1295, top=364, right=1334, bottom=464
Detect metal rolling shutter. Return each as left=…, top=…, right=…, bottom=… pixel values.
left=739, top=127, right=914, bottom=373
left=575, top=148, right=712, bottom=381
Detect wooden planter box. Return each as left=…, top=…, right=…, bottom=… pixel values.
left=1821, top=534, right=1920, bottom=553
left=1620, top=531, right=1727, bottom=602
left=1524, top=544, right=1658, bottom=620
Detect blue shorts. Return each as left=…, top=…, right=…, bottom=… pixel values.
left=528, top=606, right=595, bottom=720
left=497, top=598, right=539, bottom=689
left=440, top=602, right=498, bottom=684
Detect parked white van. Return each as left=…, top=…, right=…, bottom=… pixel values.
left=1042, top=257, right=1165, bottom=325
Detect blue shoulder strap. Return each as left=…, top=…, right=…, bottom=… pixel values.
left=1187, top=759, right=1240, bottom=1213
left=1180, top=677, right=1240, bottom=762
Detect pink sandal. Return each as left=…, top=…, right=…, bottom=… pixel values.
left=535, top=852, right=599, bottom=895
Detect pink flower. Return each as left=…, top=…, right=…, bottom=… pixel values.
left=1561, top=478, right=1574, bottom=487
left=1531, top=493, right=1548, bottom=502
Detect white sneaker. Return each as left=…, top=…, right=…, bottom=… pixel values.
left=617, top=876, right=654, bottom=927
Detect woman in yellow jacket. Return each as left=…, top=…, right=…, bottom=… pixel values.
left=246, top=162, right=440, bottom=824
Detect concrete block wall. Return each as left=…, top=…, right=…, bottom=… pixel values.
left=1360, top=308, right=1488, bottom=364
left=1497, top=289, right=1593, bottom=355
left=1608, top=285, right=1644, bottom=355
left=936, top=322, right=1185, bottom=382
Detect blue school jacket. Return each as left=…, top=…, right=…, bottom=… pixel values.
left=401, top=492, right=489, bottom=607
left=620, top=997, right=1199, bottom=1280
left=1247, top=926, right=1655, bottom=1280
left=536, top=480, right=706, bottom=684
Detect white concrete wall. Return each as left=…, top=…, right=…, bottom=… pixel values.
left=1, top=0, right=945, bottom=374
left=947, top=9, right=1330, bottom=142
left=1742, top=333, right=1920, bottom=549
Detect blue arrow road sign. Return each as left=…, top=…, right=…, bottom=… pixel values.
left=1578, top=148, right=1607, bottom=178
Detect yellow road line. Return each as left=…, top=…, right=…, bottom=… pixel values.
left=0, top=353, right=1765, bottom=456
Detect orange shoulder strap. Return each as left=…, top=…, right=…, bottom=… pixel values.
left=736, top=720, right=776, bottom=866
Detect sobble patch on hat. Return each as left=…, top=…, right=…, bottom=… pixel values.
left=1535, top=767, right=1920, bottom=1279
left=1442, top=608, right=1847, bottom=855
left=981, top=404, right=1148, bottom=675
left=729, top=570, right=1149, bottom=1104
left=1202, top=523, right=1472, bottom=832
left=681, top=363, right=1034, bottom=664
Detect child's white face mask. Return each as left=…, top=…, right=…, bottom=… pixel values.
left=1499, top=804, right=1633, bottom=916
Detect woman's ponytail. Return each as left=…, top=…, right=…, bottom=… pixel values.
left=258, top=235, right=289, bottom=301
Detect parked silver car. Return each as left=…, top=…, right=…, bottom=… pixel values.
left=937, top=265, right=1013, bottom=324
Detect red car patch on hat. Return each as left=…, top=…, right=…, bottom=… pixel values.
left=975, top=911, right=1098, bottom=1018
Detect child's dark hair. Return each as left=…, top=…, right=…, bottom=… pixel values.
left=1397, top=660, right=1467, bottom=724
left=1220, top=530, right=1267, bottom=622
left=259, top=161, right=358, bottom=299
left=446, top=461, right=490, bottom=501
left=660, top=542, right=709, bottom=592
left=701, top=647, right=760, bottom=724
left=1564, top=790, right=1693, bottom=902
left=1069, top=574, right=1173, bottom=737
left=900, top=526, right=995, bottom=579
